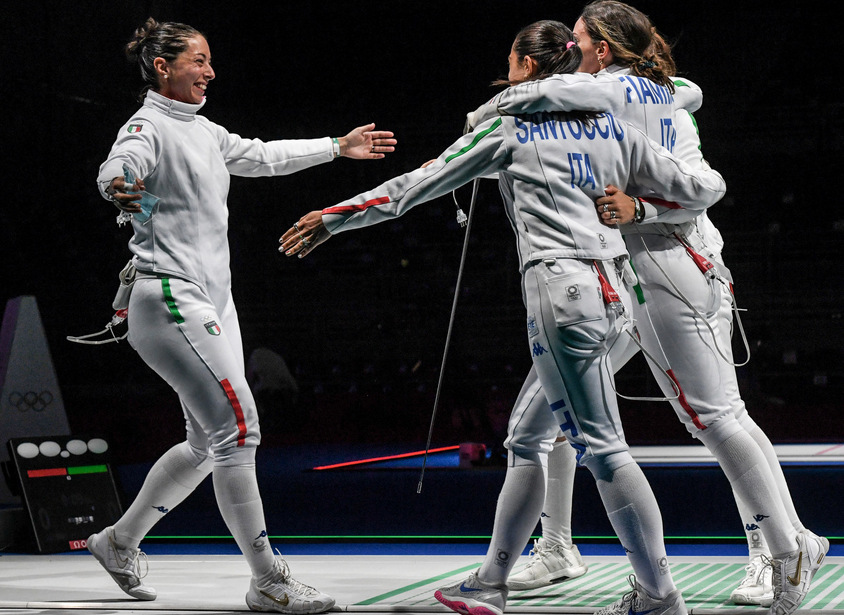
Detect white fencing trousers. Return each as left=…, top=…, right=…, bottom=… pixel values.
left=128, top=276, right=260, bottom=467
left=625, top=232, right=734, bottom=435
left=506, top=261, right=638, bottom=461
left=521, top=256, right=676, bottom=598
left=520, top=257, right=633, bottom=473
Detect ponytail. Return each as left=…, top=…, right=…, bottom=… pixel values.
left=125, top=18, right=202, bottom=100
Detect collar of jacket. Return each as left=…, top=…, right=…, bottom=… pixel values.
left=143, top=89, right=206, bottom=121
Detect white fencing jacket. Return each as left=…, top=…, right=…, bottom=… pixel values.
left=466, top=67, right=720, bottom=234
left=323, top=111, right=725, bottom=273
left=98, top=90, right=334, bottom=306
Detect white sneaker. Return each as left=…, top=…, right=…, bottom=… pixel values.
left=595, top=575, right=687, bottom=615
left=508, top=538, right=588, bottom=590
left=770, top=530, right=829, bottom=615
left=730, top=554, right=774, bottom=606
left=435, top=571, right=508, bottom=615
left=87, top=527, right=156, bottom=601
left=246, top=555, right=335, bottom=614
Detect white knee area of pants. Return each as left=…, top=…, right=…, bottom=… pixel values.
left=551, top=439, right=578, bottom=464
left=735, top=410, right=758, bottom=433
left=179, top=440, right=214, bottom=473
left=583, top=450, right=635, bottom=482
left=694, top=414, right=745, bottom=451
left=212, top=441, right=258, bottom=467
left=508, top=448, right=546, bottom=468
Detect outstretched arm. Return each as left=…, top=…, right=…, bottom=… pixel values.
left=280, top=116, right=507, bottom=258
left=338, top=123, right=397, bottom=159
left=465, top=73, right=625, bottom=132
left=279, top=211, right=331, bottom=258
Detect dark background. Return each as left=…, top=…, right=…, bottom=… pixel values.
left=2, top=1, right=841, bottom=467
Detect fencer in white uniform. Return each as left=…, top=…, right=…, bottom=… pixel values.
left=282, top=21, right=726, bottom=615
left=463, top=6, right=827, bottom=614
left=87, top=18, right=394, bottom=614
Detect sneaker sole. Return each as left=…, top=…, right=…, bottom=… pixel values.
left=434, top=591, right=503, bottom=615
left=246, top=598, right=335, bottom=614
left=508, top=565, right=589, bottom=590
left=730, top=592, right=773, bottom=606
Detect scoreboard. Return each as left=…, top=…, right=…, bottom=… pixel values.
left=5, top=435, right=123, bottom=553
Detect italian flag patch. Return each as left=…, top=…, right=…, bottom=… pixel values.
left=204, top=320, right=221, bottom=335
left=127, top=124, right=143, bottom=133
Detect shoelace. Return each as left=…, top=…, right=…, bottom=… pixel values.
left=273, top=552, right=317, bottom=596
left=528, top=540, right=575, bottom=569
left=135, top=551, right=150, bottom=580
left=743, top=557, right=771, bottom=585
left=741, top=560, right=760, bottom=582
left=762, top=555, right=783, bottom=599
left=615, top=574, right=639, bottom=607
left=108, top=534, right=150, bottom=579
left=525, top=540, right=548, bottom=568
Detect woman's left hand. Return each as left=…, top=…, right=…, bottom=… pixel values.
left=280, top=210, right=331, bottom=258
left=340, top=123, right=397, bottom=159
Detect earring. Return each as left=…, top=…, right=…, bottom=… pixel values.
left=598, top=55, right=604, bottom=69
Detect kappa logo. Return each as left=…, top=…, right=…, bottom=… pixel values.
left=532, top=342, right=547, bottom=356
left=252, top=529, right=269, bottom=553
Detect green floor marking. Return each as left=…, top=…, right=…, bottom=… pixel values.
left=355, top=562, right=481, bottom=606
left=353, top=560, right=844, bottom=611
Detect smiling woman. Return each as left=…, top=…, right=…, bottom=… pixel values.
left=124, top=20, right=208, bottom=103
left=85, top=16, right=396, bottom=615
left=154, top=36, right=214, bottom=104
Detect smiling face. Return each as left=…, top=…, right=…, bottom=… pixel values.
left=155, top=35, right=214, bottom=104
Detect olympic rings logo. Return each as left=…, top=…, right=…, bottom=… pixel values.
left=8, top=390, right=54, bottom=412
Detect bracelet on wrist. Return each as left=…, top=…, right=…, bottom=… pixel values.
left=633, top=197, right=645, bottom=224
left=331, top=137, right=341, bottom=158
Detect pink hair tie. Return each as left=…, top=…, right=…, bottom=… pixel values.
left=566, top=41, right=576, bottom=49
